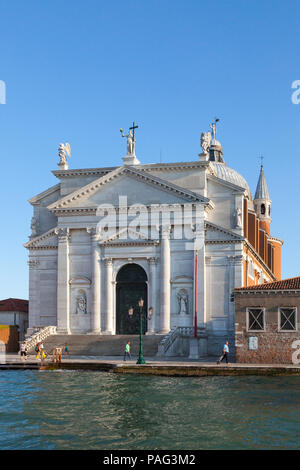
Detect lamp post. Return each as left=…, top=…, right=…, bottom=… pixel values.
left=137, top=298, right=146, bottom=364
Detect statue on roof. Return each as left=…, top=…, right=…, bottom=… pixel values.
left=201, top=132, right=211, bottom=155
left=120, top=129, right=134, bottom=156
left=209, top=118, right=219, bottom=141
left=58, top=142, right=71, bottom=169
left=120, top=122, right=138, bottom=157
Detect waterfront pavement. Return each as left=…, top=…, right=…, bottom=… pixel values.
left=1, top=354, right=300, bottom=376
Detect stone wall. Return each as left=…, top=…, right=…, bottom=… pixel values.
left=235, top=291, right=300, bottom=364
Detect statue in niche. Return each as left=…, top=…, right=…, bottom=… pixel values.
left=177, top=290, right=189, bottom=315
left=76, top=293, right=87, bottom=314
left=235, top=208, right=242, bottom=228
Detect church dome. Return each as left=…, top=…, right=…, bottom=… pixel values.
left=210, top=139, right=222, bottom=149
left=210, top=162, right=252, bottom=199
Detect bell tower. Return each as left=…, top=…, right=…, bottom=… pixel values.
left=254, top=163, right=272, bottom=235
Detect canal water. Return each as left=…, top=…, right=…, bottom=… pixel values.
left=0, top=370, right=299, bottom=449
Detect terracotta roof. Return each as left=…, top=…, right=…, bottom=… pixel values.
left=0, top=298, right=28, bottom=313
left=234, top=277, right=300, bottom=292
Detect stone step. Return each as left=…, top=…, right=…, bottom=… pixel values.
left=30, top=334, right=164, bottom=356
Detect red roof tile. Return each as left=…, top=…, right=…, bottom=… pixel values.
left=234, top=276, right=300, bottom=292
left=0, top=298, right=28, bottom=313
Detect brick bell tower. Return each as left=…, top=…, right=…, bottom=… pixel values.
left=254, top=163, right=272, bottom=235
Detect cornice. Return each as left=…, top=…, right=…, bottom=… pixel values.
left=205, top=239, right=242, bottom=245
left=137, top=161, right=211, bottom=172
left=101, top=240, right=160, bottom=248
left=52, top=167, right=116, bottom=179
left=51, top=208, right=97, bottom=216
left=244, top=240, right=276, bottom=281
left=269, top=236, right=284, bottom=246
left=51, top=161, right=211, bottom=180
left=234, top=289, right=300, bottom=295
left=50, top=201, right=212, bottom=217
left=27, top=245, right=58, bottom=251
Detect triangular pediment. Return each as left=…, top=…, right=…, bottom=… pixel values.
left=99, top=227, right=160, bottom=247
left=47, top=166, right=210, bottom=213
left=101, top=227, right=152, bottom=244
left=24, top=228, right=58, bottom=250
left=205, top=221, right=244, bottom=242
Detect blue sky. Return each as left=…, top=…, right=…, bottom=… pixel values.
left=0, top=0, right=299, bottom=299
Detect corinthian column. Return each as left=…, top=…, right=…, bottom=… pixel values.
left=87, top=227, right=101, bottom=334
left=160, top=226, right=171, bottom=334
left=103, top=258, right=113, bottom=334
left=56, top=228, right=70, bottom=334
left=148, top=257, right=158, bottom=333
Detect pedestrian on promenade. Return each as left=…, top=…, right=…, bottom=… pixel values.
left=55, top=347, right=62, bottom=363
left=123, top=341, right=131, bottom=361
left=20, top=342, right=27, bottom=360
left=64, top=343, right=70, bottom=356
left=35, top=342, right=40, bottom=359
left=36, top=342, right=46, bottom=362
left=217, top=341, right=229, bottom=364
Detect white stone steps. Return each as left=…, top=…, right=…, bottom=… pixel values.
left=31, top=334, right=164, bottom=356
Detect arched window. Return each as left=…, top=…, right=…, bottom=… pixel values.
left=261, top=204, right=265, bottom=215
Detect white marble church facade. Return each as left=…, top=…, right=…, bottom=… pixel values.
left=25, top=130, right=252, bottom=355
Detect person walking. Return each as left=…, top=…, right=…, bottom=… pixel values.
left=123, top=341, right=131, bottom=361
left=20, top=342, right=27, bottom=361
left=35, top=342, right=40, bottom=359
left=36, top=342, right=46, bottom=362
left=217, top=341, right=230, bottom=364
left=55, top=347, right=62, bottom=363
left=39, top=342, right=46, bottom=360
left=64, top=344, right=70, bottom=356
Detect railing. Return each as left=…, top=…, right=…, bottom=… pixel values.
left=24, top=326, right=57, bottom=352
left=157, top=327, right=178, bottom=356
left=157, top=326, right=206, bottom=356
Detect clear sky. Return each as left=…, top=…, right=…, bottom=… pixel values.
left=0, top=0, right=299, bottom=299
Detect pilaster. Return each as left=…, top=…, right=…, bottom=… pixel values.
left=103, top=257, right=113, bottom=334
left=56, top=228, right=71, bottom=334
left=87, top=227, right=101, bottom=334
left=194, top=219, right=206, bottom=328
left=159, top=225, right=171, bottom=334
left=28, top=258, right=40, bottom=329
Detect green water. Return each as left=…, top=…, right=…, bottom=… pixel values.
left=0, top=370, right=300, bottom=449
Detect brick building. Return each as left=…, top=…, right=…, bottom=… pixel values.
left=234, top=277, right=300, bottom=364
left=242, top=164, right=283, bottom=286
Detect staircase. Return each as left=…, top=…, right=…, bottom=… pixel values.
left=30, top=334, right=164, bottom=357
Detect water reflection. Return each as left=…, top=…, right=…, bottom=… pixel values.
left=0, top=371, right=300, bottom=449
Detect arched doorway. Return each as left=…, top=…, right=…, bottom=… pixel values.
left=116, top=263, right=148, bottom=335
